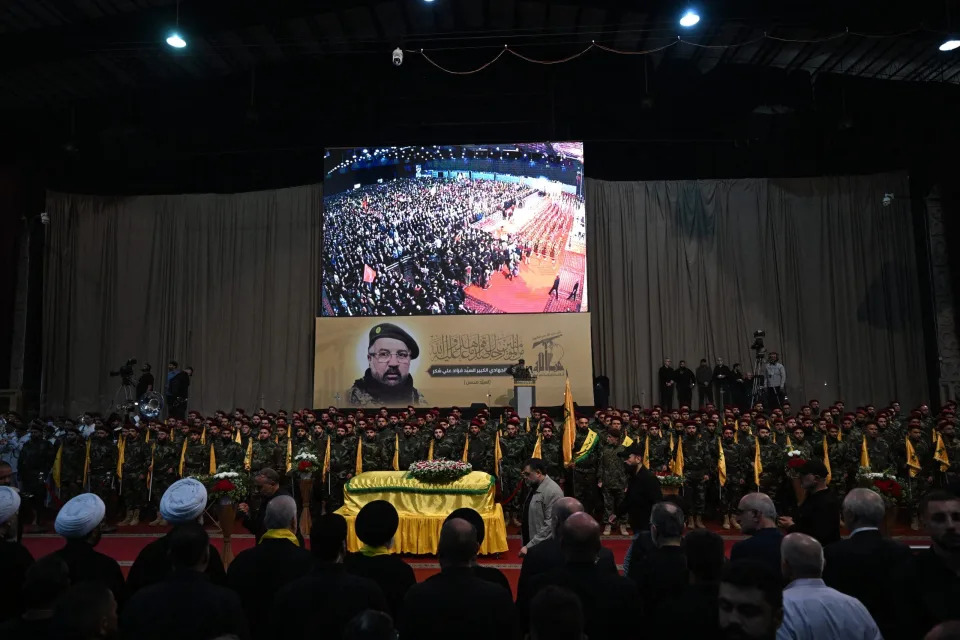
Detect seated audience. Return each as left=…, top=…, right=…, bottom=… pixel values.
left=271, top=514, right=388, bottom=639
left=49, top=582, right=118, bottom=640
left=227, top=494, right=314, bottom=639
left=51, top=493, right=125, bottom=606
left=0, top=554, right=70, bottom=639
left=731, top=492, right=783, bottom=578
left=822, top=488, right=910, bottom=639
left=444, top=507, right=512, bottom=593
left=779, top=532, right=881, bottom=640
left=120, top=522, right=250, bottom=640
left=401, top=517, right=517, bottom=640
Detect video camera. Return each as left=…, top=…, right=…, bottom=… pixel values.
left=110, top=358, right=138, bottom=384
left=750, top=330, right=766, bottom=354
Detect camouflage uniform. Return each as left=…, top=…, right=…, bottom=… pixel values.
left=679, top=435, right=710, bottom=517
left=536, top=435, right=564, bottom=481
left=718, top=438, right=749, bottom=517
left=150, top=439, right=180, bottom=509
left=940, top=433, right=960, bottom=486
left=597, top=440, right=627, bottom=526
left=326, top=434, right=358, bottom=512
left=120, top=437, right=150, bottom=512
left=430, top=435, right=461, bottom=462
left=498, top=432, right=530, bottom=519
left=756, top=436, right=785, bottom=504
left=359, top=436, right=389, bottom=472
left=822, top=435, right=849, bottom=501
left=181, top=440, right=210, bottom=477
left=88, top=436, right=118, bottom=512
left=571, top=428, right=600, bottom=516
left=56, top=437, right=87, bottom=501
left=645, top=434, right=673, bottom=473
left=863, top=435, right=894, bottom=473
left=464, top=434, right=494, bottom=475
left=214, top=438, right=244, bottom=471
left=17, top=435, right=54, bottom=514
left=902, top=436, right=933, bottom=519
left=249, top=439, right=282, bottom=475
left=397, top=433, right=425, bottom=470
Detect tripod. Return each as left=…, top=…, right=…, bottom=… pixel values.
left=749, top=352, right=767, bottom=409
left=112, top=380, right=136, bottom=415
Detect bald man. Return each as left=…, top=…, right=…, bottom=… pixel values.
left=778, top=533, right=881, bottom=640
left=518, top=513, right=641, bottom=640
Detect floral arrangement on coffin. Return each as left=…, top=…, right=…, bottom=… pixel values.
left=785, top=449, right=807, bottom=476
left=194, top=468, right=251, bottom=504
left=294, top=451, right=320, bottom=476
left=856, top=467, right=903, bottom=507
left=654, top=472, right=684, bottom=487
left=408, top=459, right=472, bottom=484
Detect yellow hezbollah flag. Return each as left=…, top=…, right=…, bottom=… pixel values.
left=393, top=433, right=400, bottom=471
left=178, top=439, right=188, bottom=476
left=525, top=417, right=530, bottom=433
left=201, top=426, right=206, bottom=445
left=643, top=435, right=650, bottom=469
left=147, top=442, right=155, bottom=488
left=622, top=434, right=634, bottom=448
left=355, top=438, right=363, bottom=476
left=243, top=438, right=253, bottom=471
left=754, top=438, right=763, bottom=486
left=428, top=438, right=435, bottom=461
left=822, top=436, right=832, bottom=485
left=462, top=436, right=470, bottom=462
left=562, top=378, right=576, bottom=465
left=905, top=437, right=922, bottom=478
left=209, top=444, right=217, bottom=474
left=532, top=433, right=543, bottom=459
left=786, top=435, right=792, bottom=448
left=860, top=437, right=871, bottom=469
left=52, top=444, right=63, bottom=488
left=82, top=440, right=91, bottom=487
left=935, top=432, right=951, bottom=472
left=116, top=435, right=126, bottom=479
left=286, top=434, right=293, bottom=473
left=669, top=431, right=674, bottom=453
left=717, top=438, right=727, bottom=487
left=144, top=429, right=150, bottom=443
left=673, top=438, right=684, bottom=476
left=234, top=430, right=241, bottom=444
left=322, top=436, right=331, bottom=481
left=494, top=430, right=503, bottom=477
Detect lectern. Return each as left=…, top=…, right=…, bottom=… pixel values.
left=514, top=380, right=536, bottom=418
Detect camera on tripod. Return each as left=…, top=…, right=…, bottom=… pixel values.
left=110, top=358, right=137, bottom=385
left=750, top=330, right=766, bottom=354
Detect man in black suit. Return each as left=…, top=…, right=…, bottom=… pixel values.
left=120, top=522, right=250, bottom=640
left=618, top=443, right=664, bottom=575
left=651, top=529, right=724, bottom=636
left=822, top=488, right=908, bottom=639
left=271, top=514, right=388, bottom=639
left=730, top=492, right=783, bottom=578
left=238, top=468, right=298, bottom=544
left=445, top=507, right=512, bottom=593
left=401, top=518, right=516, bottom=640
left=658, top=358, right=675, bottom=409
left=776, top=459, right=840, bottom=545
left=629, top=501, right=688, bottom=616
left=227, top=495, right=314, bottom=640
left=518, top=512, right=642, bottom=640
left=344, top=500, right=416, bottom=619
left=518, top=497, right=617, bottom=602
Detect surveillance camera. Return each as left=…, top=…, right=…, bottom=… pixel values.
left=392, top=47, right=403, bottom=67
left=882, top=193, right=894, bottom=207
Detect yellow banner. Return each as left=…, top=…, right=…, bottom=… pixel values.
left=314, top=313, right=592, bottom=408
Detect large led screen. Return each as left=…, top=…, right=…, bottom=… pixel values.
left=322, top=142, right=586, bottom=316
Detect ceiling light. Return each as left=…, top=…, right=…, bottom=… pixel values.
left=940, top=38, right=960, bottom=51
left=679, top=10, right=700, bottom=27
left=166, top=33, right=186, bottom=48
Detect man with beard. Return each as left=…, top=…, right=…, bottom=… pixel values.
left=463, top=421, right=494, bottom=474
left=179, top=426, right=210, bottom=478
left=679, top=422, right=711, bottom=529
left=51, top=493, right=126, bottom=606
left=17, top=422, right=54, bottom=532
left=713, top=357, right=732, bottom=407
left=891, top=490, right=960, bottom=637
left=718, top=560, right=782, bottom=640
left=359, top=426, right=389, bottom=472
left=147, top=428, right=179, bottom=526
left=902, top=421, right=934, bottom=531
left=861, top=421, right=893, bottom=473
left=213, top=423, right=244, bottom=470
left=777, top=460, right=840, bottom=546
left=249, top=426, right=282, bottom=476
left=569, top=416, right=600, bottom=516
left=534, top=421, right=564, bottom=482
left=429, top=425, right=460, bottom=461
left=719, top=426, right=749, bottom=530
left=696, top=359, right=713, bottom=407
left=397, top=422, right=424, bottom=470
left=348, top=323, right=423, bottom=406
left=323, top=425, right=358, bottom=512
left=499, top=420, right=530, bottom=528
left=117, top=425, right=149, bottom=527
left=675, top=360, right=696, bottom=409
left=87, top=425, right=119, bottom=530
left=658, top=358, right=676, bottom=410
left=755, top=425, right=784, bottom=509
left=645, top=423, right=674, bottom=473
left=597, top=430, right=628, bottom=536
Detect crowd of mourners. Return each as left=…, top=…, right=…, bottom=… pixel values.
left=1, top=395, right=960, bottom=640
left=322, top=177, right=542, bottom=316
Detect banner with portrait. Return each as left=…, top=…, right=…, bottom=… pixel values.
left=314, top=313, right=592, bottom=408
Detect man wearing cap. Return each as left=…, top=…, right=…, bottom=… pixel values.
left=679, top=422, right=711, bottom=529
left=500, top=420, right=530, bottom=528
left=396, top=422, right=425, bottom=470
left=17, top=422, right=54, bottom=533
left=902, top=421, right=934, bottom=531
left=344, top=500, right=416, bottom=618
left=0, top=486, right=33, bottom=623
left=536, top=421, right=564, bottom=482
left=88, top=425, right=119, bottom=529
left=349, top=323, right=423, bottom=406
left=180, top=426, right=210, bottom=477
left=597, top=430, right=628, bottom=536
left=861, top=420, right=893, bottom=473
left=146, top=427, right=179, bottom=526
left=463, top=421, right=494, bottom=474
left=51, top=493, right=126, bottom=605
left=118, top=425, right=150, bottom=527
left=325, top=425, right=359, bottom=512
left=214, top=423, right=244, bottom=471
left=127, top=478, right=227, bottom=595
left=777, top=459, right=840, bottom=545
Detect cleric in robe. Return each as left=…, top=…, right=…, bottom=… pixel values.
left=348, top=323, right=424, bottom=406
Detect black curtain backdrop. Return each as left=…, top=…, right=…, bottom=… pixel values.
left=586, top=172, right=928, bottom=408
left=41, top=171, right=927, bottom=415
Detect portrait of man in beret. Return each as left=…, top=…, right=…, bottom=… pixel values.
left=348, top=323, right=423, bottom=406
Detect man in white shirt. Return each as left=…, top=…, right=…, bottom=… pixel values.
left=764, top=352, right=787, bottom=410
left=778, top=532, right=881, bottom=640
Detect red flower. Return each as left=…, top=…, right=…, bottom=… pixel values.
left=298, top=460, right=312, bottom=472
left=873, top=478, right=903, bottom=498
left=213, top=479, right=235, bottom=492
left=787, top=458, right=807, bottom=470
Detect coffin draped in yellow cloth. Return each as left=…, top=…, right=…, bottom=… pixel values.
left=336, top=470, right=508, bottom=555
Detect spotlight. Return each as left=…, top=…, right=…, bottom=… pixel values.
left=679, top=10, right=700, bottom=27
left=940, top=39, right=960, bottom=52
left=166, top=33, right=186, bottom=48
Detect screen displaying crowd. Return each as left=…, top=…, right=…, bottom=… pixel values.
left=321, top=143, right=586, bottom=317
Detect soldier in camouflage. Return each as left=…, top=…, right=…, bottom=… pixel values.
left=644, top=423, right=673, bottom=473
left=597, top=430, right=628, bottom=536
left=569, top=416, right=600, bottom=518
left=119, top=425, right=150, bottom=526
left=755, top=424, right=785, bottom=510
left=429, top=425, right=460, bottom=461
left=325, top=424, right=359, bottom=512
left=536, top=421, right=564, bottom=483
left=181, top=426, right=210, bottom=477
left=397, top=422, right=425, bottom=470
left=862, top=421, right=894, bottom=473
left=215, top=423, right=245, bottom=470
left=719, top=425, right=748, bottom=530
left=17, top=422, right=55, bottom=530
left=249, top=426, right=283, bottom=476
left=679, top=422, right=711, bottom=529
left=88, top=425, right=119, bottom=527
left=788, top=426, right=814, bottom=461
left=359, top=425, right=389, bottom=471
left=902, top=420, right=934, bottom=530
left=463, top=421, right=494, bottom=474
left=499, top=420, right=530, bottom=527
left=147, top=428, right=179, bottom=526
left=938, top=422, right=960, bottom=486
left=55, top=427, right=87, bottom=502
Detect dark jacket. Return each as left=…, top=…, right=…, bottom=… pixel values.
left=629, top=545, right=688, bottom=617
left=517, top=535, right=618, bottom=605
left=270, top=562, right=388, bottom=640
left=0, top=539, right=33, bottom=623
left=519, top=560, right=642, bottom=640
left=651, top=582, right=719, bottom=638
left=344, top=552, right=417, bottom=621
left=891, top=548, right=960, bottom=639
left=788, top=487, right=841, bottom=545
left=401, top=566, right=517, bottom=640
left=51, top=539, right=126, bottom=607
left=227, top=537, right=315, bottom=640
left=823, top=528, right=911, bottom=639
left=126, top=529, right=226, bottom=596
left=618, top=466, right=664, bottom=531
left=240, top=487, right=298, bottom=543
left=729, top=527, right=783, bottom=578
left=474, top=564, right=512, bottom=595
left=120, top=569, right=249, bottom=640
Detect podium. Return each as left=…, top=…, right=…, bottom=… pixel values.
left=514, top=380, right=537, bottom=418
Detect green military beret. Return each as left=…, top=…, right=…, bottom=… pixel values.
left=368, top=323, right=419, bottom=359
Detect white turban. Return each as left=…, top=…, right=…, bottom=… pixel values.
left=55, top=493, right=105, bottom=538
left=0, top=486, right=20, bottom=525
left=160, top=478, right=208, bottom=524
